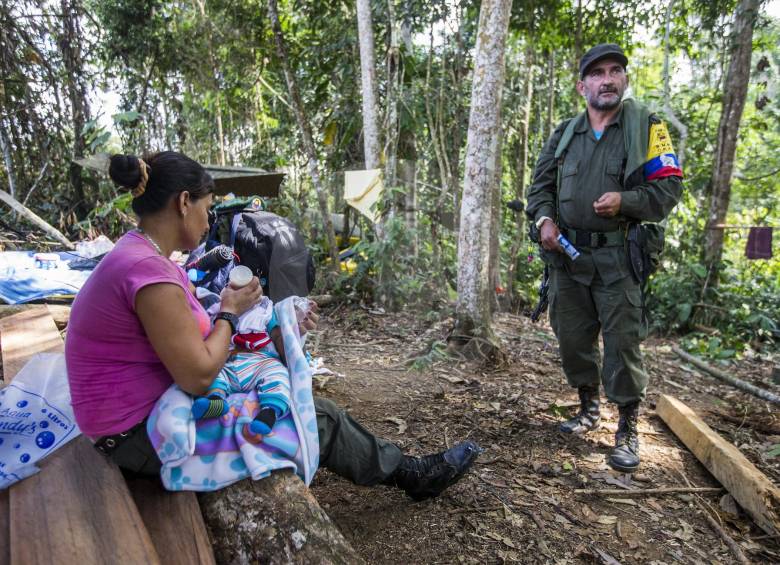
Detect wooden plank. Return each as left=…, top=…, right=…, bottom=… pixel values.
left=45, top=304, right=71, bottom=330
left=127, top=478, right=216, bottom=565
left=657, top=394, right=780, bottom=536
left=0, top=491, right=7, bottom=565
left=0, top=307, right=161, bottom=565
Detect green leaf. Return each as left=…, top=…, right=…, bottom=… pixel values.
left=692, top=264, right=708, bottom=279
left=677, top=303, right=692, bottom=323
left=112, top=111, right=142, bottom=124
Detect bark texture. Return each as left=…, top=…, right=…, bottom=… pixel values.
left=703, top=0, right=760, bottom=267
left=268, top=0, right=339, bottom=270
left=199, top=470, right=363, bottom=564
left=453, top=0, right=511, bottom=353
left=356, top=0, right=381, bottom=170
left=507, top=47, right=535, bottom=301
left=59, top=0, right=91, bottom=219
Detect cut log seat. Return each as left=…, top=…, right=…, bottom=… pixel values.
left=0, top=304, right=361, bottom=564
left=0, top=306, right=214, bottom=565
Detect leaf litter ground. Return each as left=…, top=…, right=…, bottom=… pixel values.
left=310, top=306, right=780, bottom=564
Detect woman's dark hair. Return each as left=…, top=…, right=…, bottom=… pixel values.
left=109, top=151, right=214, bottom=216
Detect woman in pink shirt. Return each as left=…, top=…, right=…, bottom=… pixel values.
left=65, top=151, right=478, bottom=500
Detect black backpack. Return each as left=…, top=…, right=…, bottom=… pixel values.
left=190, top=201, right=315, bottom=302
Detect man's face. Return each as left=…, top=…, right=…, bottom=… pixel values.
left=577, top=58, right=629, bottom=111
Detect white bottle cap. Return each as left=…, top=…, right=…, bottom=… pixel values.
left=229, top=265, right=253, bottom=288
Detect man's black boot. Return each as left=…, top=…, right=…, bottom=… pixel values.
left=559, top=385, right=601, bottom=434
left=382, top=441, right=481, bottom=501
left=608, top=402, right=640, bottom=472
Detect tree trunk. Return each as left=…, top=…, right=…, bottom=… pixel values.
left=398, top=159, right=417, bottom=256
left=703, top=0, right=760, bottom=269
left=59, top=0, right=91, bottom=220
left=356, top=0, right=381, bottom=170
left=384, top=0, right=400, bottom=193
left=488, top=121, right=503, bottom=313
left=199, top=470, right=363, bottom=564
left=546, top=49, right=555, bottom=139
left=507, top=47, right=535, bottom=302
left=448, top=9, right=466, bottom=232
left=451, top=0, right=511, bottom=361
left=267, top=0, right=339, bottom=272
left=662, top=0, right=688, bottom=169
left=0, top=118, right=17, bottom=199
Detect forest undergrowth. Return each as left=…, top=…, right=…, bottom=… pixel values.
left=310, top=305, right=779, bottom=564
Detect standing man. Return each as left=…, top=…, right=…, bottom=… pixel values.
left=525, top=44, right=683, bottom=472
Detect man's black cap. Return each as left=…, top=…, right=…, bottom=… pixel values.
left=579, top=43, right=628, bottom=78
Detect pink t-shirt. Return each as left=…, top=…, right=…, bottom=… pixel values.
left=65, top=231, right=211, bottom=438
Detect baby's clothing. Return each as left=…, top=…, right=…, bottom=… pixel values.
left=208, top=351, right=291, bottom=419
left=193, top=289, right=290, bottom=431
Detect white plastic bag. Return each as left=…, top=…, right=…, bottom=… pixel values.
left=0, top=353, right=80, bottom=489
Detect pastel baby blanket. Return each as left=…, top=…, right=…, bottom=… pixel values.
left=147, top=297, right=319, bottom=491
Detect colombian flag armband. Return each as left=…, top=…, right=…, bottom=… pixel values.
left=643, top=121, right=683, bottom=181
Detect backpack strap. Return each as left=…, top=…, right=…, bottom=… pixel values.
left=553, top=115, right=580, bottom=160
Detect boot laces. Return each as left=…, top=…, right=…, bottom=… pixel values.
left=616, top=416, right=638, bottom=448
left=401, top=452, right=448, bottom=479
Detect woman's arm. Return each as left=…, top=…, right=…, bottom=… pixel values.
left=136, top=279, right=262, bottom=396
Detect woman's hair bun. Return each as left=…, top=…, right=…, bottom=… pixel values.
left=109, top=154, right=142, bottom=191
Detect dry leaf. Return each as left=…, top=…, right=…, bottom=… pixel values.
left=719, top=493, right=741, bottom=518
left=486, top=531, right=517, bottom=549
left=597, top=515, right=618, bottom=526
left=581, top=505, right=600, bottom=522
left=606, top=498, right=638, bottom=506
left=439, top=374, right=467, bottom=384
left=385, top=416, right=407, bottom=435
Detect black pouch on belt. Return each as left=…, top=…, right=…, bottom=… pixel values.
left=626, top=223, right=648, bottom=285
left=626, top=223, right=665, bottom=286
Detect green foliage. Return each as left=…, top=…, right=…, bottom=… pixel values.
left=2, top=0, right=779, bottom=360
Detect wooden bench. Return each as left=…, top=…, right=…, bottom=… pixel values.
left=0, top=306, right=215, bottom=565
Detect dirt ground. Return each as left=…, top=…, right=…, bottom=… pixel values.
left=309, top=305, right=780, bottom=564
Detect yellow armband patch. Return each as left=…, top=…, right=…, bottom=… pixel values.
left=647, top=122, right=675, bottom=160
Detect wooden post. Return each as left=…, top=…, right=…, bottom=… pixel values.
left=657, top=394, right=780, bottom=536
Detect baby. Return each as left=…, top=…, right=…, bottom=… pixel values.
left=193, top=266, right=308, bottom=438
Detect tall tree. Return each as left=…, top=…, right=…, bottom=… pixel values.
left=451, top=0, right=512, bottom=359
left=59, top=0, right=91, bottom=219
left=356, top=0, right=381, bottom=170
left=703, top=0, right=761, bottom=269
left=267, top=0, right=339, bottom=271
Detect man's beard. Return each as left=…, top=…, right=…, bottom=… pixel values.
left=587, top=89, right=622, bottom=111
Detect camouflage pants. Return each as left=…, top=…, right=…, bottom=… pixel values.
left=549, top=267, right=648, bottom=406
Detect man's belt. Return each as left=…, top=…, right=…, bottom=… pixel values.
left=561, top=227, right=626, bottom=248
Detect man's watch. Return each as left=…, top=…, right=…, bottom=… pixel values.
left=214, top=311, right=239, bottom=333
left=535, top=216, right=553, bottom=230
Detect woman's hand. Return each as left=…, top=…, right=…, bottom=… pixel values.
left=220, top=276, right=263, bottom=315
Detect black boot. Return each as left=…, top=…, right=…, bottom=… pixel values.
left=559, top=385, right=601, bottom=434
left=383, top=441, right=481, bottom=501
left=608, top=402, right=640, bottom=472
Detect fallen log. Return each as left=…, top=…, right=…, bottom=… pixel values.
left=657, top=394, right=780, bottom=536
left=672, top=346, right=780, bottom=404
left=198, top=469, right=363, bottom=564
left=0, top=189, right=74, bottom=249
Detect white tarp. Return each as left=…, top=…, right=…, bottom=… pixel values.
left=344, top=169, right=383, bottom=223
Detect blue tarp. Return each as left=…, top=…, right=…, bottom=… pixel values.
left=0, top=251, right=93, bottom=304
